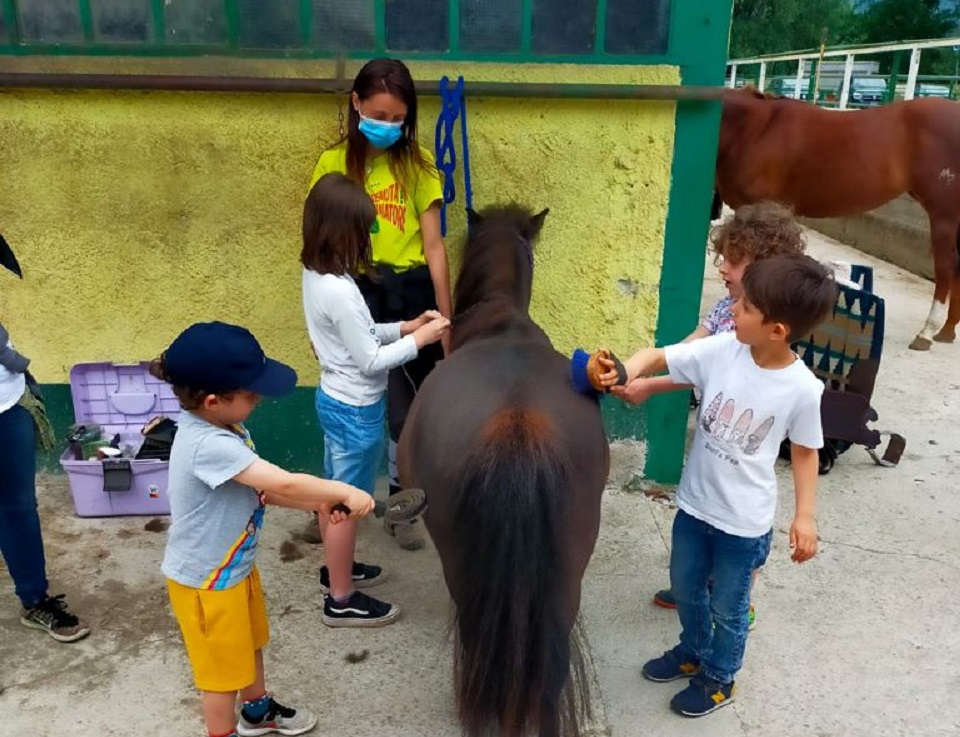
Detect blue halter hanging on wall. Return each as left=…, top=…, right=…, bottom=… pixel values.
left=434, top=75, right=474, bottom=237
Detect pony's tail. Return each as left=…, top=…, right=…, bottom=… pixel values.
left=451, top=408, right=588, bottom=737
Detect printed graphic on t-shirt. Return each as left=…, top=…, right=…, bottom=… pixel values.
left=700, top=391, right=774, bottom=461
left=201, top=425, right=265, bottom=590
left=371, top=183, right=407, bottom=232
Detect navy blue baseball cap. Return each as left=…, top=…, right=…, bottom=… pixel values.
left=162, top=322, right=297, bottom=397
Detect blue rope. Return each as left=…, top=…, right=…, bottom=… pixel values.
left=434, top=75, right=473, bottom=236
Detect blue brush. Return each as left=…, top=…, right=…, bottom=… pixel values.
left=570, top=349, right=600, bottom=397
left=570, top=349, right=628, bottom=397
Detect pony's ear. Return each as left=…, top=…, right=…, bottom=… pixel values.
left=529, top=208, right=549, bottom=237
left=466, top=208, right=483, bottom=226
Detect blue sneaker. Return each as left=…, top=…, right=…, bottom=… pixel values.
left=670, top=675, right=736, bottom=718
left=641, top=645, right=700, bottom=682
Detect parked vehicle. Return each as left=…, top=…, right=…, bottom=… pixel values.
left=768, top=77, right=812, bottom=100
left=917, top=83, right=951, bottom=99
left=848, top=77, right=889, bottom=107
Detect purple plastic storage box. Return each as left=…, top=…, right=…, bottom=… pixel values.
left=60, top=362, right=181, bottom=517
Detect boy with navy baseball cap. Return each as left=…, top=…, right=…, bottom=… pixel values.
left=152, top=321, right=373, bottom=737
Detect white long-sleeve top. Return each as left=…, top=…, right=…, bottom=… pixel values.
left=302, top=270, right=418, bottom=406
left=0, top=339, right=26, bottom=415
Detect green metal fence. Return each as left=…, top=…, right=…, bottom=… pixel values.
left=0, top=0, right=675, bottom=63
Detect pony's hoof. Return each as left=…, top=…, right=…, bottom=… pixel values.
left=909, top=336, right=933, bottom=351
left=933, top=329, right=956, bottom=344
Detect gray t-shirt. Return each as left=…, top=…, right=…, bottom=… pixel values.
left=161, top=410, right=263, bottom=590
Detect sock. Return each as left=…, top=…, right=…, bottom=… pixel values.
left=241, top=693, right=271, bottom=722
left=209, top=732, right=237, bottom=737
left=333, top=590, right=356, bottom=605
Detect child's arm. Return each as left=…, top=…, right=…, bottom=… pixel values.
left=611, top=324, right=710, bottom=403
left=421, top=204, right=453, bottom=355
left=334, top=295, right=446, bottom=376
left=614, top=375, right=693, bottom=405
left=683, top=326, right=711, bottom=343
left=234, top=459, right=375, bottom=518
left=789, top=443, right=819, bottom=563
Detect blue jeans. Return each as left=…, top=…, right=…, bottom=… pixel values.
left=670, top=509, right=772, bottom=684
left=0, top=403, right=49, bottom=608
left=315, top=388, right=385, bottom=495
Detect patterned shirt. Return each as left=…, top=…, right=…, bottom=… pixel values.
left=700, top=295, right=735, bottom=335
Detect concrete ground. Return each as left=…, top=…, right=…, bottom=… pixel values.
left=2, top=227, right=958, bottom=737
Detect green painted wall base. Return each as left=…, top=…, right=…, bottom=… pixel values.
left=37, top=384, right=650, bottom=476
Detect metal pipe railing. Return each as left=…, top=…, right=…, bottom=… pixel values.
left=0, top=71, right=726, bottom=101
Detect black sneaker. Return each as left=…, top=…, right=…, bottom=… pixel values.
left=321, top=590, right=400, bottom=628
left=670, top=675, right=736, bottom=718
left=20, top=594, right=90, bottom=643
left=319, top=562, right=386, bottom=594
left=237, top=696, right=317, bottom=736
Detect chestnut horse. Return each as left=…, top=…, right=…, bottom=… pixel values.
left=715, top=86, right=960, bottom=351
left=398, top=206, right=608, bottom=737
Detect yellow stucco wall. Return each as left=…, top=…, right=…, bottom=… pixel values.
left=0, top=60, right=678, bottom=384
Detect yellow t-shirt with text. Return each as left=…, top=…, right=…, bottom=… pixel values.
left=309, top=143, right=443, bottom=271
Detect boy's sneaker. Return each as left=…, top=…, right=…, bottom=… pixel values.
left=670, top=675, right=736, bottom=718
left=237, top=696, right=317, bottom=736
left=653, top=588, right=677, bottom=609
left=318, top=562, right=385, bottom=594
left=321, top=591, right=400, bottom=628
left=20, top=594, right=90, bottom=643
left=642, top=645, right=700, bottom=682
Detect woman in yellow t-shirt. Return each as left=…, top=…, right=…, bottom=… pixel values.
left=309, top=58, right=450, bottom=551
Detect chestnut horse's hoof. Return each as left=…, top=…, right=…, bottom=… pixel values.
left=933, top=329, right=956, bottom=344
left=909, top=336, right=933, bottom=351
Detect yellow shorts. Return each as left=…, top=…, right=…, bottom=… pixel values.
left=166, top=567, right=270, bottom=692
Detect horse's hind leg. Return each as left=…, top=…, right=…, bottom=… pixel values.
left=933, top=273, right=960, bottom=343
left=911, top=217, right=959, bottom=350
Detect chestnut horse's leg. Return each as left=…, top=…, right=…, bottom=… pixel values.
left=911, top=217, right=959, bottom=350
left=933, top=272, right=960, bottom=343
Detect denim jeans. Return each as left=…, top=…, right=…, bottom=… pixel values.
left=670, top=509, right=772, bottom=684
left=315, top=388, right=385, bottom=495
left=0, top=403, right=49, bottom=608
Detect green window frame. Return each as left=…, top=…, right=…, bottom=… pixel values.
left=0, top=0, right=678, bottom=64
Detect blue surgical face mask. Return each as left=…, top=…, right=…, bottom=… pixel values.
left=358, top=113, right=404, bottom=149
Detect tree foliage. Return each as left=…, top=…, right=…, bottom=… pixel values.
left=730, top=0, right=859, bottom=58
left=730, top=0, right=960, bottom=60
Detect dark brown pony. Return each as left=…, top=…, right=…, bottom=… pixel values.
left=397, top=206, right=609, bottom=737
left=716, top=86, right=960, bottom=350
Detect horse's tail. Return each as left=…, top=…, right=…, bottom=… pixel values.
left=451, top=407, right=588, bottom=737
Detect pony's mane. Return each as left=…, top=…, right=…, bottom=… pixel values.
left=453, top=205, right=539, bottom=319
left=451, top=204, right=547, bottom=351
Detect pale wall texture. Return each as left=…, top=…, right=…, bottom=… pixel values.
left=0, top=61, right=678, bottom=386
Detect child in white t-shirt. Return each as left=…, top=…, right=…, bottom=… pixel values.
left=598, top=254, right=837, bottom=718
left=624, top=202, right=807, bottom=620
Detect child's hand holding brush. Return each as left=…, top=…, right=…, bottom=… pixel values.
left=569, top=348, right=628, bottom=395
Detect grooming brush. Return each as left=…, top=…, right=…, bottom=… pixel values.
left=570, top=348, right=628, bottom=396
